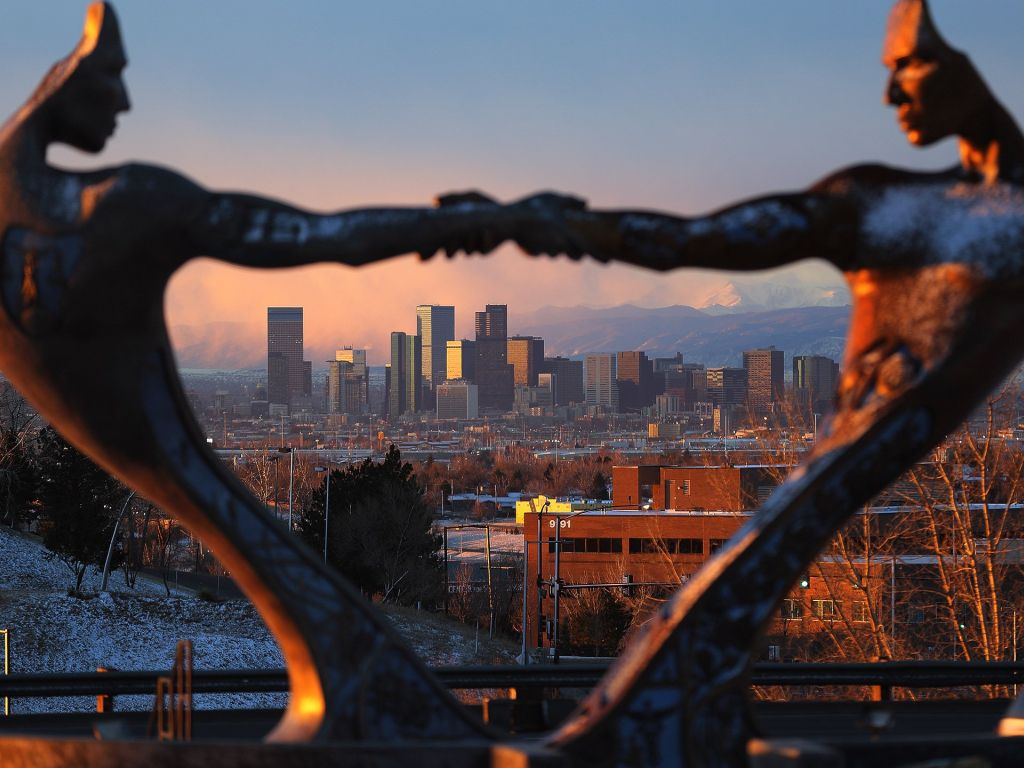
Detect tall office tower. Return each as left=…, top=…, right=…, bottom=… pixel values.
left=474, top=304, right=508, bottom=339
left=653, top=352, right=684, bottom=372
left=446, top=340, right=476, bottom=382
left=585, top=353, right=619, bottom=412
left=743, top=346, right=785, bottom=413
left=706, top=367, right=748, bottom=408
left=326, top=348, right=368, bottom=415
left=616, top=351, right=655, bottom=411
left=474, top=304, right=513, bottom=411
left=416, top=305, right=455, bottom=389
left=539, top=356, right=584, bottom=405
left=436, top=381, right=479, bottom=420
left=793, top=355, right=840, bottom=414
left=388, top=332, right=422, bottom=420
left=507, top=336, right=544, bottom=387
left=267, top=307, right=306, bottom=410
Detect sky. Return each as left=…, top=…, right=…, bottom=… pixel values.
left=2, top=2, right=1023, bottom=365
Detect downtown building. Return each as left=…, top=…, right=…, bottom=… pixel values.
left=474, top=304, right=513, bottom=412
left=793, top=355, right=840, bottom=415
left=416, top=304, right=455, bottom=396
left=436, top=380, right=479, bottom=420
left=326, top=348, right=368, bottom=416
left=539, top=356, right=584, bottom=406
left=446, top=339, right=476, bottom=382
left=267, top=307, right=311, bottom=413
left=584, top=353, right=619, bottom=412
left=388, top=331, right=421, bottom=421
left=616, top=351, right=655, bottom=412
left=507, top=336, right=545, bottom=388
left=743, top=346, right=785, bottom=414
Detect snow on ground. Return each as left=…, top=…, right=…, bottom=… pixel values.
left=0, top=527, right=517, bottom=713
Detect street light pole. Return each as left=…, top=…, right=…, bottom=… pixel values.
left=287, top=447, right=294, bottom=531
left=315, top=463, right=332, bottom=563
left=101, top=490, right=136, bottom=591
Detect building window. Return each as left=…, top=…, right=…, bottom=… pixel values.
left=811, top=599, right=840, bottom=620
left=767, top=645, right=781, bottom=662
left=628, top=538, right=704, bottom=556
left=549, top=537, right=622, bottom=554
left=709, top=538, right=728, bottom=553
left=680, top=480, right=690, bottom=496
left=852, top=600, right=870, bottom=623
left=780, top=599, right=803, bottom=620
left=675, top=538, right=703, bottom=555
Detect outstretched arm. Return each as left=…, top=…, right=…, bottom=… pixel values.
left=542, top=192, right=861, bottom=271
left=191, top=190, right=519, bottom=267
left=514, top=164, right=964, bottom=272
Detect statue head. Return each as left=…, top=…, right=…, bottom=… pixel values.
left=882, top=0, right=989, bottom=147
left=30, top=3, right=130, bottom=153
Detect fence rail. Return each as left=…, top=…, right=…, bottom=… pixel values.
left=2, top=661, right=1024, bottom=701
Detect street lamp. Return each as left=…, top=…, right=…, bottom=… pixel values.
left=278, top=446, right=294, bottom=530
left=314, top=463, right=332, bottom=563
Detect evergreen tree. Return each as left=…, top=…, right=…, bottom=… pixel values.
left=36, top=427, right=123, bottom=592
left=298, top=445, right=442, bottom=605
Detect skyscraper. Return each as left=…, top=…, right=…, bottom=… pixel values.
left=474, top=304, right=513, bottom=411
left=616, top=351, right=655, bottom=411
left=585, top=353, right=619, bottom=412
left=743, top=346, right=785, bottom=413
left=267, top=307, right=306, bottom=410
left=326, top=348, right=368, bottom=415
left=446, top=340, right=476, bottom=381
left=793, top=355, right=840, bottom=414
left=416, top=305, right=455, bottom=389
left=507, top=336, right=544, bottom=387
left=706, top=367, right=748, bottom=408
left=388, top=332, right=421, bottom=420
left=540, top=356, right=584, bottom=405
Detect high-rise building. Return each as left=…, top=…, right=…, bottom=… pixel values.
left=616, top=351, right=655, bottom=411
left=743, top=347, right=785, bottom=413
left=416, top=305, right=455, bottom=389
left=474, top=304, right=513, bottom=411
left=267, top=307, right=307, bottom=410
left=436, top=380, right=479, bottom=420
left=585, top=353, right=619, bottom=412
left=507, top=336, right=544, bottom=387
left=793, top=355, right=840, bottom=414
left=388, top=332, right=421, bottom=420
left=540, top=356, right=584, bottom=405
left=326, top=348, right=368, bottom=415
left=446, top=340, right=476, bottom=382
left=706, top=367, right=748, bottom=408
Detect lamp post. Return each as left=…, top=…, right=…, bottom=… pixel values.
left=100, top=490, right=136, bottom=591
left=549, top=508, right=589, bottom=663
left=279, top=446, right=294, bottom=531
left=314, top=463, right=332, bottom=563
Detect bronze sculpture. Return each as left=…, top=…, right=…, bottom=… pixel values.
left=4, top=0, right=1024, bottom=765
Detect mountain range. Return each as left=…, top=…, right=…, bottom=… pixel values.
left=170, top=303, right=851, bottom=371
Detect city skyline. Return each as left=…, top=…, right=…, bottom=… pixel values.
left=6, top=3, right=1021, bottom=368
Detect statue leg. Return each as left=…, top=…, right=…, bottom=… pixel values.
left=135, top=348, right=492, bottom=742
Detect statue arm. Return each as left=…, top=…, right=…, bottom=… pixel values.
left=543, top=192, right=860, bottom=272
left=521, top=164, right=961, bottom=271
left=189, top=191, right=519, bottom=267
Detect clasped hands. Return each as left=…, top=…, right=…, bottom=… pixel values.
left=434, top=190, right=616, bottom=263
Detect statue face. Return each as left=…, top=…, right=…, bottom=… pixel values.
left=883, top=53, right=961, bottom=146
left=50, top=42, right=130, bottom=153
left=882, top=0, right=985, bottom=147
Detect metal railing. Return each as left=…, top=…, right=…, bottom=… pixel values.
left=1, top=661, right=1024, bottom=703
